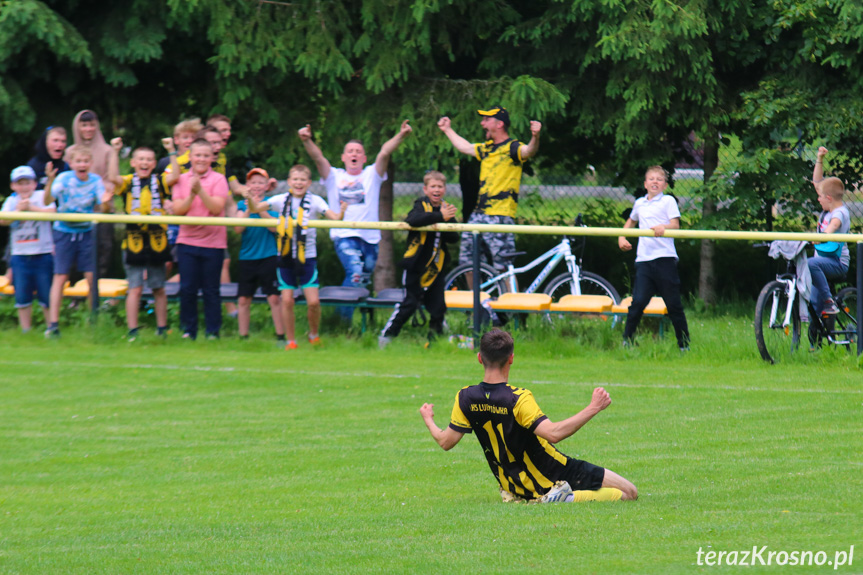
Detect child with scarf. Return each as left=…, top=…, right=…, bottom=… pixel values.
left=108, top=137, right=180, bottom=341
left=243, top=164, right=346, bottom=349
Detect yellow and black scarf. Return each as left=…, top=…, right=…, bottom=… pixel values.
left=123, top=174, right=170, bottom=264
left=277, top=193, right=311, bottom=267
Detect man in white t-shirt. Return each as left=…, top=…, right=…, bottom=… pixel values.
left=298, top=121, right=412, bottom=309
left=618, top=166, right=690, bottom=350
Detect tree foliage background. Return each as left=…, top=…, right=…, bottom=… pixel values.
left=2, top=0, right=863, bottom=299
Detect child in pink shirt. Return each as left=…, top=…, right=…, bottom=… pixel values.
left=171, top=138, right=229, bottom=339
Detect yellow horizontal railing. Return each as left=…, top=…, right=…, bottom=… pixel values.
left=1, top=211, right=862, bottom=243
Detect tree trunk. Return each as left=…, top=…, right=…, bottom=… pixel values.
left=698, top=131, right=720, bottom=306
left=375, top=160, right=397, bottom=292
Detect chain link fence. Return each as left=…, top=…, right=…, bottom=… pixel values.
left=388, top=139, right=863, bottom=230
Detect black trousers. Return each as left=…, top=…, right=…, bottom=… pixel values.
left=381, top=271, right=447, bottom=338
left=623, top=257, right=690, bottom=348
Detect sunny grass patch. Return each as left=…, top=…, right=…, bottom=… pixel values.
left=0, top=316, right=860, bottom=574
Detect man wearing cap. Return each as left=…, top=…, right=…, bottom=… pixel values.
left=438, top=106, right=541, bottom=270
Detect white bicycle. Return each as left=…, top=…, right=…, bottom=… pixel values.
left=444, top=216, right=620, bottom=303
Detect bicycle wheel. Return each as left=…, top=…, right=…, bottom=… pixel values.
left=754, top=280, right=800, bottom=363
left=544, top=271, right=621, bottom=303
left=834, top=287, right=858, bottom=347
left=444, top=262, right=506, bottom=297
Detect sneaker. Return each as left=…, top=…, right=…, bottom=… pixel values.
left=822, top=299, right=840, bottom=315
left=206, top=333, right=220, bottom=341
left=378, top=335, right=391, bottom=349
left=285, top=341, right=298, bottom=350
left=182, top=332, right=195, bottom=340
left=44, top=327, right=60, bottom=339
left=127, top=328, right=140, bottom=342
left=540, top=480, right=573, bottom=503
left=308, top=336, right=321, bottom=346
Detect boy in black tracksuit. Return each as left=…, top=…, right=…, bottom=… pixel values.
left=380, top=171, right=459, bottom=346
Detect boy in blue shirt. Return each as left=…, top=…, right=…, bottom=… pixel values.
left=234, top=168, right=285, bottom=343
left=43, top=147, right=112, bottom=337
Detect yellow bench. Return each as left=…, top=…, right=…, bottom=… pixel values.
left=444, top=290, right=492, bottom=310
left=63, top=278, right=129, bottom=298
left=610, top=296, right=670, bottom=336
left=488, top=293, right=552, bottom=312
left=549, top=294, right=614, bottom=314
left=611, top=296, right=668, bottom=315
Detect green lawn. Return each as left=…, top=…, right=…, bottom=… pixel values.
left=0, top=314, right=861, bottom=574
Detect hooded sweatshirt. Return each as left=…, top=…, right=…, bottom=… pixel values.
left=26, top=128, right=71, bottom=191
left=64, top=110, right=114, bottom=185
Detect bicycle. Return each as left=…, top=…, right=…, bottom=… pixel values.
left=443, top=215, right=621, bottom=304
left=754, top=242, right=857, bottom=363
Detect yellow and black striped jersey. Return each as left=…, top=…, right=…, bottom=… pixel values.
left=449, top=382, right=571, bottom=500
left=166, top=151, right=238, bottom=184
left=473, top=138, right=523, bottom=217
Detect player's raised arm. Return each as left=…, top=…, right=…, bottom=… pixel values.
left=533, top=387, right=612, bottom=444
left=420, top=403, right=464, bottom=451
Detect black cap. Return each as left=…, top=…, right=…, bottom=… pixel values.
left=477, top=105, right=510, bottom=127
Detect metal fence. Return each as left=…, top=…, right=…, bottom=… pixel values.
left=378, top=139, right=863, bottom=229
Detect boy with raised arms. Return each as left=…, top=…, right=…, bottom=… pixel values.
left=43, top=147, right=113, bottom=337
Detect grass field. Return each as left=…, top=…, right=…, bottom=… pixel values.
left=0, top=312, right=861, bottom=574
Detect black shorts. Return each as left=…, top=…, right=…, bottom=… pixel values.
left=237, top=256, right=279, bottom=297
left=560, top=458, right=605, bottom=491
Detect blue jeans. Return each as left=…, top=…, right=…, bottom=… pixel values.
left=623, top=257, right=690, bottom=348
left=334, top=237, right=378, bottom=319
left=808, top=255, right=847, bottom=316
left=11, top=253, right=53, bottom=308
left=177, top=244, right=223, bottom=338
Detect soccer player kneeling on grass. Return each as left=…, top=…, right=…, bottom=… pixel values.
left=419, top=329, right=637, bottom=503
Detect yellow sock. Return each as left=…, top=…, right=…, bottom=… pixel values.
left=569, top=488, right=622, bottom=502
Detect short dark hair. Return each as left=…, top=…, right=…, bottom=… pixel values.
left=79, top=111, right=98, bottom=123
left=189, top=138, right=213, bottom=151
left=195, top=126, right=221, bottom=140
left=207, top=114, right=231, bottom=125
left=131, top=146, right=155, bottom=158
left=480, top=329, right=514, bottom=368
left=289, top=164, right=312, bottom=178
